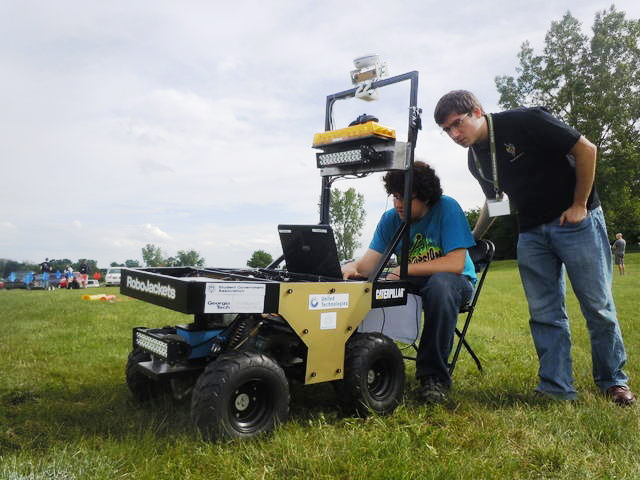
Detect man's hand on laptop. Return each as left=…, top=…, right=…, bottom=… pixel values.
left=341, top=262, right=361, bottom=280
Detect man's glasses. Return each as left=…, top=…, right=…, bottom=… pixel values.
left=392, top=194, right=417, bottom=202
left=441, top=113, right=471, bottom=135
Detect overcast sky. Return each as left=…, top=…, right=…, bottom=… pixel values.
left=2, top=0, right=639, bottom=269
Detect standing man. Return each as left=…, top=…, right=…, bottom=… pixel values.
left=434, top=90, right=634, bottom=406
left=612, top=233, right=626, bottom=276
left=79, top=262, right=89, bottom=288
left=342, top=161, right=477, bottom=403
left=39, top=258, right=51, bottom=290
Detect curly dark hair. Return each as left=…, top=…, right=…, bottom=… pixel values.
left=382, top=161, right=442, bottom=207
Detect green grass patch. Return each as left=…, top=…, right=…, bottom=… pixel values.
left=1, top=256, right=640, bottom=479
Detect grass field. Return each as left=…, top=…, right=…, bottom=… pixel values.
left=1, top=255, right=639, bottom=479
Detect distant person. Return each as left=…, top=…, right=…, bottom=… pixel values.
left=341, top=161, right=476, bottom=404
left=40, top=258, right=50, bottom=272
left=79, top=262, right=89, bottom=288
left=40, top=258, right=51, bottom=290
left=612, top=233, right=626, bottom=275
left=65, top=266, right=74, bottom=289
left=434, top=89, right=635, bottom=406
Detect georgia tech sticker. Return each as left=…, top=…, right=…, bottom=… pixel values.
left=204, top=282, right=266, bottom=313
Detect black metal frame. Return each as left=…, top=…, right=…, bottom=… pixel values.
left=318, top=71, right=421, bottom=282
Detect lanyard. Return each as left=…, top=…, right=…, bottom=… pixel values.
left=471, top=113, right=501, bottom=198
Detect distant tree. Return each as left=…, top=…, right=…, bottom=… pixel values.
left=51, top=259, right=72, bottom=272
left=175, top=250, right=205, bottom=267
left=110, top=262, right=125, bottom=267
left=465, top=207, right=518, bottom=260
left=125, top=259, right=141, bottom=268
left=495, top=6, right=640, bottom=244
left=0, top=259, right=20, bottom=278
left=247, top=250, right=273, bottom=268
left=141, top=244, right=165, bottom=267
left=465, top=207, right=481, bottom=231
left=76, top=259, right=98, bottom=274
left=165, top=256, right=177, bottom=267
left=329, top=187, right=366, bottom=261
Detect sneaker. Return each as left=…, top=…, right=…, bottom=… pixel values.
left=418, top=377, right=448, bottom=404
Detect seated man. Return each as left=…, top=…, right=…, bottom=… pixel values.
left=342, top=161, right=477, bottom=403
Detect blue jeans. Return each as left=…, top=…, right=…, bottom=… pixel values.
left=517, top=207, right=628, bottom=399
left=413, top=272, right=473, bottom=388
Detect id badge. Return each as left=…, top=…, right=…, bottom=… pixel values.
left=487, top=196, right=510, bottom=217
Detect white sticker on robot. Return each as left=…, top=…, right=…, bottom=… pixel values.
left=320, top=312, right=337, bottom=330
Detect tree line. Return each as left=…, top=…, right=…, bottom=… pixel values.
left=140, top=244, right=205, bottom=267
left=0, top=258, right=102, bottom=278
left=0, top=244, right=207, bottom=278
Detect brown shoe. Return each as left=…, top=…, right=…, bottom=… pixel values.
left=606, top=385, right=636, bottom=406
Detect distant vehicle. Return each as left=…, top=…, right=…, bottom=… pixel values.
left=29, top=273, right=60, bottom=290
left=86, top=279, right=100, bottom=288
left=105, top=267, right=122, bottom=286
left=5, top=271, right=34, bottom=289
left=0, top=279, right=5, bottom=289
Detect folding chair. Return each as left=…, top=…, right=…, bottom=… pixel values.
left=448, top=239, right=495, bottom=375
left=358, top=239, right=495, bottom=375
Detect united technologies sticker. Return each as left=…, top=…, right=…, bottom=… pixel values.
left=308, top=293, right=349, bottom=310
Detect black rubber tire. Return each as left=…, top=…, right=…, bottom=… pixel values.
left=190, top=350, right=289, bottom=441
left=125, top=348, right=170, bottom=403
left=335, top=332, right=405, bottom=417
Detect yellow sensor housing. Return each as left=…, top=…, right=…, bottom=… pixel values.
left=312, top=121, right=396, bottom=148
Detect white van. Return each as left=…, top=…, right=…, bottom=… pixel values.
left=105, top=267, right=122, bottom=286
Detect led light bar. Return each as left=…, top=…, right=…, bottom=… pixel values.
left=316, top=146, right=381, bottom=168
left=136, top=331, right=169, bottom=358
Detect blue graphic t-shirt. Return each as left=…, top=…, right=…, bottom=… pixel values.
left=369, top=195, right=477, bottom=282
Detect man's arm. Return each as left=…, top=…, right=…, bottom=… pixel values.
left=341, top=249, right=383, bottom=280
left=472, top=201, right=495, bottom=240
left=559, top=135, right=597, bottom=225
left=386, top=248, right=467, bottom=279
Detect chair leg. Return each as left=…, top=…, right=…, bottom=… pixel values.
left=448, top=312, right=483, bottom=375
left=402, top=342, right=419, bottom=361
left=456, top=332, right=483, bottom=373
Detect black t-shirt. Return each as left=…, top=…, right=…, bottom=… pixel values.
left=468, top=107, right=600, bottom=231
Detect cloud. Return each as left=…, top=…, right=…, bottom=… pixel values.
left=138, top=158, right=174, bottom=174
left=143, top=223, right=171, bottom=240
left=0, top=221, right=18, bottom=231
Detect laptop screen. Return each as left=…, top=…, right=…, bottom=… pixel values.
left=277, top=224, right=343, bottom=279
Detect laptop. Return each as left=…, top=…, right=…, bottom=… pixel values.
left=277, top=224, right=343, bottom=279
